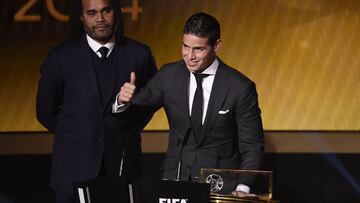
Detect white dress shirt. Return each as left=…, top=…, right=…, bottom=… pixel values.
left=86, top=34, right=115, bottom=58
left=188, top=59, right=218, bottom=123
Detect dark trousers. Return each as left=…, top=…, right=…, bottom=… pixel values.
left=55, top=192, right=76, bottom=203
left=55, top=158, right=108, bottom=203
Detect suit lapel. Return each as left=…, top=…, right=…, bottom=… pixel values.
left=81, top=36, right=121, bottom=109
left=197, top=61, right=231, bottom=146
left=178, top=62, right=193, bottom=140
left=102, top=44, right=120, bottom=108
left=80, top=37, right=103, bottom=107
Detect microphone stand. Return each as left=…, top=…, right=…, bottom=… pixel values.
left=176, top=128, right=191, bottom=181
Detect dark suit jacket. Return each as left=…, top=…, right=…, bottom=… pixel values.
left=36, top=36, right=157, bottom=193
left=132, top=59, right=264, bottom=183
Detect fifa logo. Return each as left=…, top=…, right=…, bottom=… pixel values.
left=159, top=198, right=188, bottom=203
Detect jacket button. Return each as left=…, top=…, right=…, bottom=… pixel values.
left=98, top=137, right=104, bottom=142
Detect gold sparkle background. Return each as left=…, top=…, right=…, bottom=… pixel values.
left=0, top=0, right=359, bottom=131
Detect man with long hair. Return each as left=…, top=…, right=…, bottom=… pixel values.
left=36, top=0, right=157, bottom=202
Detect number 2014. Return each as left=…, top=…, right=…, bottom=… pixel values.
left=14, top=0, right=143, bottom=22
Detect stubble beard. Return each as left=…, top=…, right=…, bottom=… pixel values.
left=84, top=23, right=114, bottom=44
left=91, top=27, right=113, bottom=43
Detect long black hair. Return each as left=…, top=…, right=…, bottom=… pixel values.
left=68, top=0, right=125, bottom=44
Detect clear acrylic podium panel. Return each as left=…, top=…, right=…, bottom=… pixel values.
left=200, top=169, right=276, bottom=203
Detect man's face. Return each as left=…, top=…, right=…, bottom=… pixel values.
left=182, top=34, right=220, bottom=73
left=81, top=0, right=115, bottom=44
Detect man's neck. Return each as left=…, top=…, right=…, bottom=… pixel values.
left=89, top=35, right=115, bottom=45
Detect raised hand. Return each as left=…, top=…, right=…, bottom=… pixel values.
left=118, top=72, right=136, bottom=104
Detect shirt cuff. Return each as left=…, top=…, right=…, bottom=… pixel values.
left=112, top=93, right=129, bottom=113
left=236, top=184, right=250, bottom=194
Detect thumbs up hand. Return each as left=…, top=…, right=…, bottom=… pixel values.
left=118, top=72, right=136, bottom=104
left=129, top=71, right=136, bottom=85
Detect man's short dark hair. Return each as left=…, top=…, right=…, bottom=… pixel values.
left=69, top=0, right=124, bottom=44
left=183, top=12, right=220, bottom=46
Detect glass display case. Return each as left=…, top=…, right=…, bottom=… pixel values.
left=200, top=169, right=278, bottom=203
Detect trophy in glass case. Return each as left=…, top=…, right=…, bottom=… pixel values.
left=200, top=169, right=278, bottom=203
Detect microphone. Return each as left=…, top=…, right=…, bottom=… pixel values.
left=176, top=127, right=191, bottom=181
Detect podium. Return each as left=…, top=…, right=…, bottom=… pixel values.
left=74, top=177, right=210, bottom=203
left=74, top=177, right=131, bottom=203
left=74, top=170, right=278, bottom=203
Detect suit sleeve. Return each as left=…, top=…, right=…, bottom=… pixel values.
left=139, top=50, right=157, bottom=90
left=132, top=50, right=158, bottom=129
left=36, top=49, right=63, bottom=132
left=235, top=81, right=264, bottom=170
left=131, top=65, right=165, bottom=117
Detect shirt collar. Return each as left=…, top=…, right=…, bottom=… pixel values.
left=86, top=34, right=115, bottom=54
left=198, top=58, right=219, bottom=75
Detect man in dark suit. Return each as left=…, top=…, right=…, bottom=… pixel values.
left=115, top=12, right=264, bottom=195
left=36, top=0, right=157, bottom=202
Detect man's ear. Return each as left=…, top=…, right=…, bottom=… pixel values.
left=214, top=39, right=221, bottom=53
left=80, top=15, right=83, bottom=22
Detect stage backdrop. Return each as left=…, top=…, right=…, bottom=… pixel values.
left=0, top=0, right=359, bottom=131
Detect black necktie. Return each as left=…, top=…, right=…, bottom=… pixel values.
left=191, top=73, right=208, bottom=137
left=98, top=46, right=109, bottom=60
